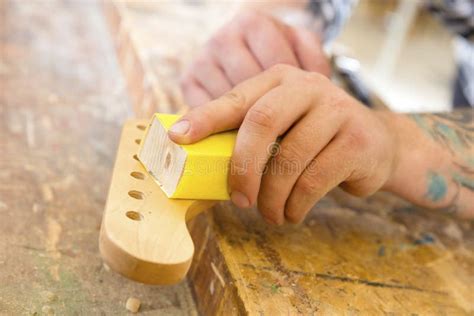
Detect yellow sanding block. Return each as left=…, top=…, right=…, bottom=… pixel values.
left=138, top=113, right=237, bottom=200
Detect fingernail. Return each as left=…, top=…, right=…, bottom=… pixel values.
left=169, top=120, right=190, bottom=135
left=231, top=191, right=250, bottom=208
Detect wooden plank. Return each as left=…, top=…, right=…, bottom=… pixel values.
left=188, top=198, right=474, bottom=314
left=103, top=0, right=174, bottom=117
left=102, top=0, right=238, bottom=117
left=99, top=120, right=215, bottom=285
left=0, top=1, right=198, bottom=314
left=103, top=2, right=474, bottom=314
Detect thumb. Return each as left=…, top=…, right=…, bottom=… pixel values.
left=282, top=24, right=331, bottom=77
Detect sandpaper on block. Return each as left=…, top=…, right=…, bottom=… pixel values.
left=138, top=113, right=237, bottom=200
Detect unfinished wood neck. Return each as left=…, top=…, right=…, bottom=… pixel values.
left=99, top=120, right=215, bottom=284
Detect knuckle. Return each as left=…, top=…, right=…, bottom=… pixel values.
left=268, top=63, right=292, bottom=75
left=191, top=54, right=210, bottom=71
left=301, top=72, right=326, bottom=84
left=278, top=141, right=302, bottom=161
left=229, top=158, right=250, bottom=178
left=331, top=100, right=347, bottom=115
left=276, top=158, right=299, bottom=176
left=245, top=103, right=275, bottom=131
left=222, top=90, right=246, bottom=112
left=295, top=175, right=319, bottom=196
left=207, top=32, right=229, bottom=51
left=179, top=73, right=194, bottom=90
left=290, top=71, right=328, bottom=89
left=235, top=10, right=261, bottom=28
left=274, top=145, right=302, bottom=175
left=343, top=127, right=371, bottom=152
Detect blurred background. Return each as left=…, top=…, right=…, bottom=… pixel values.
left=338, top=0, right=455, bottom=112
left=1, top=1, right=472, bottom=314
left=111, top=0, right=461, bottom=115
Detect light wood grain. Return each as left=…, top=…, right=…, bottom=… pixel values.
left=1, top=1, right=199, bottom=314
left=99, top=120, right=215, bottom=285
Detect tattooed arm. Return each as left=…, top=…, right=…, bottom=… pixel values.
left=382, top=109, right=473, bottom=218
left=172, top=64, right=472, bottom=224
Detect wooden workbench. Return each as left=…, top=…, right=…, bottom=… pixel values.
left=104, top=1, right=474, bottom=315
left=1, top=1, right=473, bottom=315
left=0, top=1, right=197, bottom=314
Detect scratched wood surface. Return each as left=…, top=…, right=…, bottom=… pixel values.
left=102, top=0, right=240, bottom=118
left=0, top=1, right=198, bottom=314
left=105, top=1, right=474, bottom=315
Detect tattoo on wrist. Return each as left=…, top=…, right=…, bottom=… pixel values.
left=425, top=171, right=460, bottom=214
left=409, top=109, right=473, bottom=157
left=426, top=171, right=447, bottom=202
left=410, top=109, right=473, bottom=213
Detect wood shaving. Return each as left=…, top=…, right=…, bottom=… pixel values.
left=126, top=297, right=141, bottom=313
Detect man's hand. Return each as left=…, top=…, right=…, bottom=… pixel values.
left=181, top=10, right=330, bottom=107
left=169, top=64, right=398, bottom=224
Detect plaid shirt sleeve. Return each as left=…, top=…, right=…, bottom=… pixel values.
left=307, top=0, right=473, bottom=42
left=427, top=0, right=474, bottom=41
left=428, top=0, right=474, bottom=106
left=306, top=0, right=357, bottom=43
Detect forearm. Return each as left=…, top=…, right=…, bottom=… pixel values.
left=380, top=109, right=474, bottom=218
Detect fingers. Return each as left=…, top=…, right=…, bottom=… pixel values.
left=169, top=64, right=297, bottom=144
left=243, top=15, right=300, bottom=69
left=181, top=41, right=260, bottom=104
left=286, top=26, right=331, bottom=76
left=228, top=83, right=313, bottom=209
left=284, top=135, right=354, bottom=223
left=180, top=76, right=212, bottom=107
left=210, top=37, right=263, bottom=85
left=188, top=54, right=233, bottom=98
left=180, top=10, right=331, bottom=110
left=257, top=106, right=346, bottom=225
